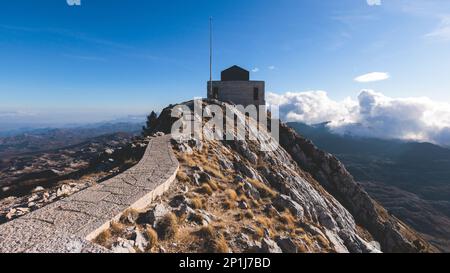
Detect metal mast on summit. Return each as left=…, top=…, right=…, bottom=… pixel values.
left=209, top=17, right=213, bottom=97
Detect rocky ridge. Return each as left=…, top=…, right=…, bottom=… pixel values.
left=96, top=99, right=433, bottom=253
left=278, top=125, right=435, bottom=252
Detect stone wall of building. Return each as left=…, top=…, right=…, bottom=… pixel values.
left=207, top=81, right=266, bottom=107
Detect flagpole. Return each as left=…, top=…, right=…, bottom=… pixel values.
left=209, top=17, right=213, bottom=98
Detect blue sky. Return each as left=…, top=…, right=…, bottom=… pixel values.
left=1, top=0, right=450, bottom=124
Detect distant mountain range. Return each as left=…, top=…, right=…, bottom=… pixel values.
left=0, top=115, right=146, bottom=138
left=0, top=119, right=146, bottom=199
left=288, top=122, right=450, bottom=252
left=0, top=121, right=144, bottom=157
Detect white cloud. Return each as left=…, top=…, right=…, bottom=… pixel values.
left=267, top=91, right=357, bottom=125
left=268, top=66, right=276, bottom=70
left=267, top=90, right=450, bottom=146
left=252, top=68, right=260, bottom=73
left=366, top=0, right=381, bottom=6
left=67, top=0, right=81, bottom=6
left=425, top=16, right=450, bottom=41
left=354, top=72, right=390, bottom=83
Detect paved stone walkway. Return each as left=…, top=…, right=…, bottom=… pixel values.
left=0, top=135, right=179, bottom=253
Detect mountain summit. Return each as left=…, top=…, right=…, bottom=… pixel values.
left=94, top=99, right=433, bottom=253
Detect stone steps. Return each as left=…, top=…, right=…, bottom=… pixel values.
left=0, top=135, right=179, bottom=253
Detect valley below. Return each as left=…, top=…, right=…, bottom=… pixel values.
left=0, top=123, right=145, bottom=223
left=288, top=122, right=450, bottom=252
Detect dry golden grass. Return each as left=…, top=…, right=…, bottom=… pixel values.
left=206, top=179, right=219, bottom=191
left=119, top=208, right=140, bottom=225
left=209, top=236, right=230, bottom=253
left=255, top=216, right=276, bottom=237
left=244, top=210, right=255, bottom=219
left=294, top=227, right=305, bottom=235
left=173, top=139, right=329, bottom=253
left=178, top=153, right=197, bottom=168
left=144, top=226, right=158, bottom=250
left=355, top=224, right=374, bottom=242
left=95, top=229, right=112, bottom=245
left=185, top=192, right=195, bottom=199
left=256, top=216, right=273, bottom=229
left=197, top=184, right=213, bottom=195
left=197, top=225, right=215, bottom=238
left=178, top=146, right=227, bottom=181
left=203, top=165, right=225, bottom=180
left=176, top=170, right=190, bottom=183
left=110, top=221, right=125, bottom=236
left=247, top=179, right=277, bottom=198
left=195, top=152, right=210, bottom=165
left=222, top=200, right=236, bottom=210
left=254, top=227, right=265, bottom=240
left=217, top=183, right=228, bottom=191
left=237, top=193, right=248, bottom=202
left=315, top=235, right=330, bottom=249
left=225, top=189, right=238, bottom=201
left=250, top=199, right=260, bottom=207
left=234, top=211, right=244, bottom=221
left=264, top=206, right=278, bottom=218
left=195, top=224, right=230, bottom=254
left=157, top=213, right=178, bottom=240
left=279, top=211, right=296, bottom=228
left=189, top=197, right=203, bottom=209
left=297, top=242, right=308, bottom=253
left=300, top=234, right=314, bottom=248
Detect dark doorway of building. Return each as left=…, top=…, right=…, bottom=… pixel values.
left=253, top=87, right=259, bottom=100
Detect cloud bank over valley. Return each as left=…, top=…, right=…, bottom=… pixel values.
left=268, top=90, right=450, bottom=147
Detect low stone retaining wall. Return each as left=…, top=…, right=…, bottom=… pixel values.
left=0, top=135, right=179, bottom=253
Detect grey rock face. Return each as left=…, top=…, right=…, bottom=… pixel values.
left=131, top=99, right=432, bottom=253
left=152, top=100, right=389, bottom=253
left=122, top=211, right=140, bottom=225
left=275, top=236, right=298, bottom=253
left=234, top=160, right=259, bottom=180
left=217, top=154, right=234, bottom=170
left=112, top=238, right=136, bottom=253
left=273, top=195, right=304, bottom=219
left=131, top=229, right=148, bottom=252
left=234, top=233, right=258, bottom=251
left=242, top=181, right=261, bottom=200
left=192, top=173, right=201, bottom=186
left=278, top=123, right=433, bottom=253
left=171, top=135, right=203, bottom=154
left=142, top=203, right=171, bottom=228
left=169, top=195, right=188, bottom=208
left=56, top=185, right=74, bottom=197
left=261, top=238, right=282, bottom=253
left=235, top=140, right=258, bottom=164
left=176, top=204, right=196, bottom=219
left=238, top=200, right=249, bottom=209
left=32, top=186, right=45, bottom=193
left=196, top=172, right=212, bottom=184
left=196, top=209, right=217, bottom=226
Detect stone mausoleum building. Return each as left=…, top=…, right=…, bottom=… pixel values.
left=207, top=65, right=266, bottom=107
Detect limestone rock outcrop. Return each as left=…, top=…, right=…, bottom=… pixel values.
left=278, top=124, right=435, bottom=252
left=146, top=99, right=434, bottom=253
